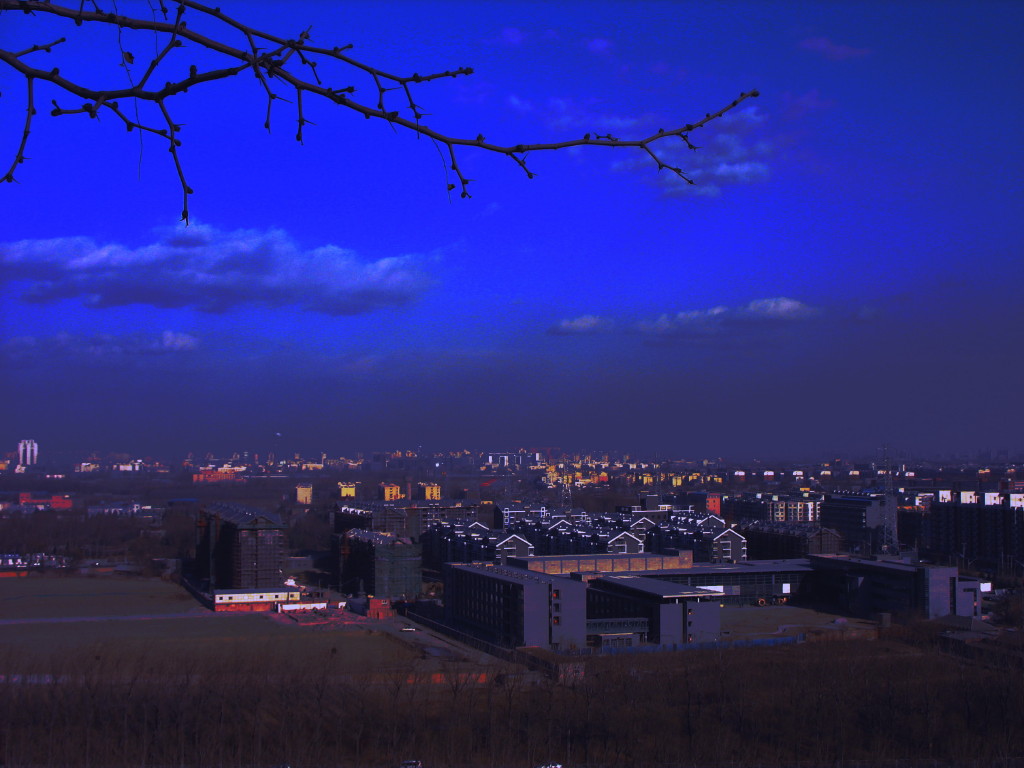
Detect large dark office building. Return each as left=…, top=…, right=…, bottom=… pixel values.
left=820, top=493, right=897, bottom=554
left=923, top=491, right=1024, bottom=573
left=444, top=563, right=588, bottom=651
left=809, top=554, right=985, bottom=620
left=738, top=522, right=843, bottom=559
left=338, top=529, right=422, bottom=600
left=194, top=503, right=286, bottom=590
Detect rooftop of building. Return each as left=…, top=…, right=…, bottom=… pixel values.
left=204, top=503, right=283, bottom=528
left=447, top=562, right=569, bottom=585
left=346, top=528, right=416, bottom=546
left=810, top=554, right=960, bottom=573
left=593, top=574, right=722, bottom=600
left=595, top=559, right=814, bottom=579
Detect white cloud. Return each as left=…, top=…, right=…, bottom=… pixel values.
left=548, top=314, right=614, bottom=335
left=0, top=224, right=432, bottom=316
left=637, top=298, right=818, bottom=337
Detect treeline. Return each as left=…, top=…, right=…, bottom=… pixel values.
left=0, top=509, right=194, bottom=565
left=1, top=635, right=1021, bottom=767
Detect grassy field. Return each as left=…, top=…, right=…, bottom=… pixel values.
left=0, top=573, right=199, bottom=619
left=721, top=603, right=877, bottom=638
left=0, top=575, right=419, bottom=673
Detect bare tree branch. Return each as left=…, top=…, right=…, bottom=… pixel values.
left=2, top=75, right=35, bottom=184
left=0, top=0, right=759, bottom=220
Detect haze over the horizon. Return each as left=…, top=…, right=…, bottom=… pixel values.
left=2, top=1, right=1021, bottom=461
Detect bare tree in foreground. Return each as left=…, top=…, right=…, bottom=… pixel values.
left=0, top=0, right=758, bottom=221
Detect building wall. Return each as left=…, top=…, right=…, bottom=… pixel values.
left=924, top=495, right=1024, bottom=570
left=738, top=525, right=843, bottom=559
left=340, top=530, right=421, bottom=599
left=586, top=578, right=720, bottom=644
left=444, top=564, right=587, bottom=650
left=808, top=555, right=980, bottom=620
left=820, top=494, right=895, bottom=554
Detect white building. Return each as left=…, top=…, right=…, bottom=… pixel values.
left=17, top=439, right=38, bottom=467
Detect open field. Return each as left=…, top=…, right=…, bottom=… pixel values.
left=0, top=613, right=420, bottom=673
left=0, top=575, right=420, bottom=674
left=0, top=573, right=199, bottom=619
left=721, top=603, right=877, bottom=639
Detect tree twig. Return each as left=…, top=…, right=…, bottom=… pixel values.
left=0, top=0, right=759, bottom=220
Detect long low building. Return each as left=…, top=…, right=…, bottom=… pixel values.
left=443, top=562, right=722, bottom=651
left=441, top=555, right=985, bottom=652
left=808, top=554, right=986, bottom=620
left=210, top=586, right=302, bottom=612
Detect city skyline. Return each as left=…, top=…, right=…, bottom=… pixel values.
left=2, top=1, right=1022, bottom=460
left=8, top=436, right=1021, bottom=471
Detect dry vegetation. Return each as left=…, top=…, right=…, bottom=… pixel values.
left=0, top=629, right=1021, bottom=767
left=2, top=578, right=1021, bottom=766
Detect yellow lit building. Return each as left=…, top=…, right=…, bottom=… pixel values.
left=380, top=483, right=403, bottom=501
left=338, top=482, right=357, bottom=498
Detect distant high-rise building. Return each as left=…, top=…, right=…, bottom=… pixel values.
left=194, top=504, right=286, bottom=590
left=380, top=483, right=403, bottom=501
left=17, top=439, right=38, bottom=467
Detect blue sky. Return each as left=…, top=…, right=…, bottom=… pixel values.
left=1, top=0, right=1022, bottom=461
